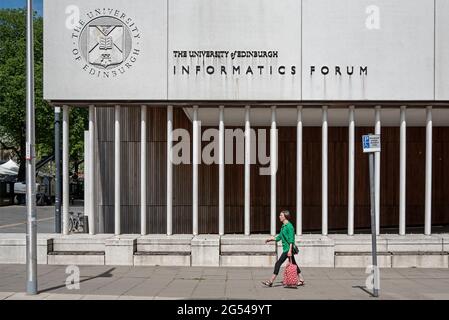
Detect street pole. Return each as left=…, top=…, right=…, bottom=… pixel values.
left=363, top=133, right=380, bottom=298
left=54, top=107, right=61, bottom=233
left=369, top=152, right=379, bottom=297
left=25, top=0, right=38, bottom=295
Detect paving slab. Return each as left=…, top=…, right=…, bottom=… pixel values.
left=0, top=292, right=15, bottom=300
left=118, top=295, right=154, bottom=300
left=6, top=292, right=51, bottom=300
left=44, top=293, right=84, bottom=300
left=421, top=293, right=449, bottom=299
left=91, top=277, right=143, bottom=296
left=81, top=294, right=119, bottom=300
left=158, top=279, right=200, bottom=298
left=125, top=279, right=171, bottom=296
left=123, top=267, right=155, bottom=279
left=153, top=296, right=185, bottom=300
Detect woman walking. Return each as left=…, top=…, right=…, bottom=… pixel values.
left=262, top=210, right=305, bottom=287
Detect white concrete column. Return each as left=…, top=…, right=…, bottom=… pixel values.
left=192, top=106, right=199, bottom=235
left=114, top=105, right=121, bottom=235
left=296, top=106, right=303, bottom=236
left=348, top=106, right=355, bottom=236
left=425, top=106, right=433, bottom=235
left=140, top=105, right=147, bottom=236
left=374, top=106, right=381, bottom=235
left=322, top=106, right=328, bottom=236
left=88, top=105, right=96, bottom=235
left=62, top=105, right=70, bottom=235
left=218, top=106, right=225, bottom=236
left=270, top=106, right=277, bottom=236
left=167, top=105, right=173, bottom=236
left=399, top=106, right=407, bottom=236
left=244, top=105, right=251, bottom=236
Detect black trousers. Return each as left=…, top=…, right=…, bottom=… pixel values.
left=273, top=252, right=302, bottom=275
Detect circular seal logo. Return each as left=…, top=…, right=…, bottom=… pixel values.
left=71, top=9, right=141, bottom=78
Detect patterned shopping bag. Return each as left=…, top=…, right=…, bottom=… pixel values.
left=283, top=257, right=299, bottom=288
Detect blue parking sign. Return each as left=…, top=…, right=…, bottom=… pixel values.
left=363, top=135, right=370, bottom=149
left=362, top=134, right=381, bottom=153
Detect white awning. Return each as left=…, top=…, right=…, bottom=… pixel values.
left=0, top=160, right=19, bottom=176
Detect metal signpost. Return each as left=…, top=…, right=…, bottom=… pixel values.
left=26, top=0, right=38, bottom=295
left=362, top=134, right=380, bottom=297
left=55, top=107, right=61, bottom=233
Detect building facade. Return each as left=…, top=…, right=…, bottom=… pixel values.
left=35, top=0, right=449, bottom=267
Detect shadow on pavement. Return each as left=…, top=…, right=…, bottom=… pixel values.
left=352, top=285, right=377, bottom=298
left=38, top=267, right=115, bottom=294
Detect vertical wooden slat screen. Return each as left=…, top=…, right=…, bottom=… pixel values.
left=95, top=107, right=449, bottom=234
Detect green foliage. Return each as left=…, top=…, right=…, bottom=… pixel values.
left=69, top=107, right=88, bottom=168
left=0, top=9, right=87, bottom=180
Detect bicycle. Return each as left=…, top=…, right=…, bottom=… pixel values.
left=68, top=211, right=85, bottom=233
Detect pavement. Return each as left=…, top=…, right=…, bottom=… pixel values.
left=1, top=264, right=449, bottom=300
left=0, top=205, right=82, bottom=233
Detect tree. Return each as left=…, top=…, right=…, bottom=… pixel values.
left=0, top=9, right=87, bottom=181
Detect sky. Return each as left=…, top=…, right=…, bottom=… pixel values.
left=0, top=0, right=43, bottom=16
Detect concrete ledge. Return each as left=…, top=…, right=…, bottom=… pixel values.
left=331, top=234, right=388, bottom=252
left=105, top=235, right=138, bottom=266
left=220, top=234, right=271, bottom=245
left=1, top=233, right=448, bottom=267
left=335, top=251, right=391, bottom=256
left=191, top=235, right=220, bottom=267
left=390, top=251, right=447, bottom=255
left=220, top=255, right=277, bottom=267
left=292, top=235, right=335, bottom=267
left=133, top=235, right=193, bottom=266
left=51, top=234, right=112, bottom=252
left=0, top=233, right=52, bottom=264
left=220, top=235, right=276, bottom=254
left=221, top=251, right=275, bottom=256
left=334, top=251, right=449, bottom=268
left=221, top=245, right=275, bottom=253
left=335, top=254, right=392, bottom=268
left=137, top=234, right=193, bottom=244
left=48, top=251, right=104, bottom=255
left=133, top=254, right=191, bottom=266
left=382, top=234, right=443, bottom=252
left=47, top=252, right=105, bottom=265
left=136, top=235, right=192, bottom=252
left=442, top=235, right=449, bottom=252
left=219, top=235, right=276, bottom=267
left=135, top=251, right=190, bottom=256
left=105, top=235, right=138, bottom=246
left=391, top=252, right=449, bottom=268
left=219, top=233, right=277, bottom=265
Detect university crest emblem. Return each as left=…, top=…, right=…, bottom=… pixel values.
left=71, top=9, right=141, bottom=78
left=88, top=25, right=124, bottom=68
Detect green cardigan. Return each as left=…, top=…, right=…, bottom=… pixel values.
left=275, top=221, right=296, bottom=253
